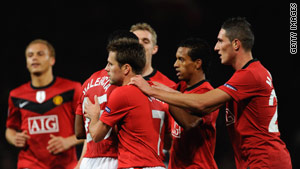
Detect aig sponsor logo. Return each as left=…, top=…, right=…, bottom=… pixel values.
left=28, top=115, right=59, bottom=134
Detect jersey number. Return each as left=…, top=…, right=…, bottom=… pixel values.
left=268, top=89, right=279, bottom=132
left=152, top=110, right=165, bottom=156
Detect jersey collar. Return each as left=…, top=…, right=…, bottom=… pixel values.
left=31, top=76, right=56, bottom=90
left=186, top=79, right=207, bottom=91
left=143, top=69, right=157, bottom=81
left=241, top=58, right=258, bottom=69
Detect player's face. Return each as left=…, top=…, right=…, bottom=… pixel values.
left=105, top=51, right=124, bottom=86
left=133, top=30, right=158, bottom=62
left=25, top=43, right=55, bottom=76
left=174, top=47, right=195, bottom=81
left=214, top=29, right=235, bottom=65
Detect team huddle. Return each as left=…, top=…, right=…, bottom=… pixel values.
left=6, top=17, right=292, bottom=169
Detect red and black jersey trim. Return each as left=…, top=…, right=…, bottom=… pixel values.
left=11, top=89, right=75, bottom=114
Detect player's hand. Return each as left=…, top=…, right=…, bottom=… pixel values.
left=84, top=95, right=100, bottom=121
left=129, top=75, right=153, bottom=95
left=47, top=134, right=70, bottom=154
left=152, top=81, right=179, bottom=93
left=14, top=130, right=30, bottom=148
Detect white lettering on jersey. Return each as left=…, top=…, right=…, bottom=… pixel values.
left=225, top=108, right=235, bottom=126
left=36, top=91, right=46, bottom=103
left=28, top=115, right=59, bottom=134
left=83, top=76, right=111, bottom=95
left=266, top=76, right=272, bottom=87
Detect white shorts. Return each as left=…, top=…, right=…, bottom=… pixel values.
left=80, top=157, right=118, bottom=169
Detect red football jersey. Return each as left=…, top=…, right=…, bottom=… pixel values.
left=144, top=69, right=176, bottom=88
left=75, top=69, right=118, bottom=158
left=218, top=59, right=292, bottom=169
left=100, top=85, right=166, bottom=168
left=168, top=80, right=219, bottom=169
left=6, top=77, right=81, bottom=169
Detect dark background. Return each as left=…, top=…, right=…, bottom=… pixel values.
left=1, top=1, right=298, bottom=168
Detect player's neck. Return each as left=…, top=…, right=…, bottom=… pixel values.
left=233, top=51, right=253, bottom=70
left=186, top=71, right=206, bottom=88
left=122, top=73, right=136, bottom=86
left=30, top=70, right=54, bottom=88
left=142, top=62, right=153, bottom=77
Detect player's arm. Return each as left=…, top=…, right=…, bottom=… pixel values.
left=169, top=105, right=202, bottom=130
left=5, top=128, right=30, bottom=148
left=130, top=75, right=231, bottom=115
left=84, top=95, right=112, bottom=143
left=75, top=114, right=86, bottom=139
left=47, top=134, right=84, bottom=154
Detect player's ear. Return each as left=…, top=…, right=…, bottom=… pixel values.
left=50, top=57, right=55, bottom=66
left=122, top=64, right=131, bottom=75
left=195, top=59, right=202, bottom=70
left=232, top=39, right=240, bottom=51
left=152, top=45, right=158, bottom=55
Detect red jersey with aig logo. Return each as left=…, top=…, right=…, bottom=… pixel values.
left=6, top=77, right=81, bottom=169
left=218, top=59, right=292, bottom=169
left=169, top=80, right=219, bottom=169
left=75, top=69, right=118, bottom=158
left=100, top=85, right=167, bottom=169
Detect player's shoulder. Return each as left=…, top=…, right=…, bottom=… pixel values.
left=151, top=69, right=176, bottom=87
left=9, top=81, right=31, bottom=96
left=82, top=69, right=107, bottom=85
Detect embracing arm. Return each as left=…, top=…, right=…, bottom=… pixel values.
left=130, top=75, right=232, bottom=115
left=84, top=95, right=112, bottom=143
left=169, top=105, right=203, bottom=130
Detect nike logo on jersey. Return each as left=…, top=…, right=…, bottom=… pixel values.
left=19, top=101, right=29, bottom=108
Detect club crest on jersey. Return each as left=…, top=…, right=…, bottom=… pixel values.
left=28, top=115, right=59, bottom=134
left=53, top=95, right=63, bottom=106
left=172, top=122, right=181, bottom=138
left=36, top=91, right=46, bottom=103
left=225, top=108, right=235, bottom=126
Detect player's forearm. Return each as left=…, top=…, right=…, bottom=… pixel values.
left=169, top=105, right=202, bottom=130
left=150, top=88, right=230, bottom=115
left=75, top=115, right=86, bottom=139
left=5, top=128, right=17, bottom=146
left=88, top=119, right=108, bottom=143
left=66, top=135, right=84, bottom=148
left=149, top=87, right=205, bottom=113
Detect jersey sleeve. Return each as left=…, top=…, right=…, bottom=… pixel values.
left=72, top=82, right=82, bottom=113
left=100, top=88, right=135, bottom=127
left=6, top=93, right=21, bottom=130
left=218, top=69, right=261, bottom=102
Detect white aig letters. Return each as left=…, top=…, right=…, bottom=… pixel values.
left=28, top=115, right=59, bottom=134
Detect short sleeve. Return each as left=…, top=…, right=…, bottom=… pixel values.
left=100, top=88, right=135, bottom=127
left=6, top=94, right=21, bottom=130
left=218, top=70, right=260, bottom=102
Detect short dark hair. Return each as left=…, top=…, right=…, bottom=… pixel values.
left=107, top=38, right=145, bottom=75
left=178, top=37, right=212, bottom=75
left=221, top=17, right=254, bottom=51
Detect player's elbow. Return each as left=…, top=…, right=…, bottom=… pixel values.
left=92, top=134, right=104, bottom=143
